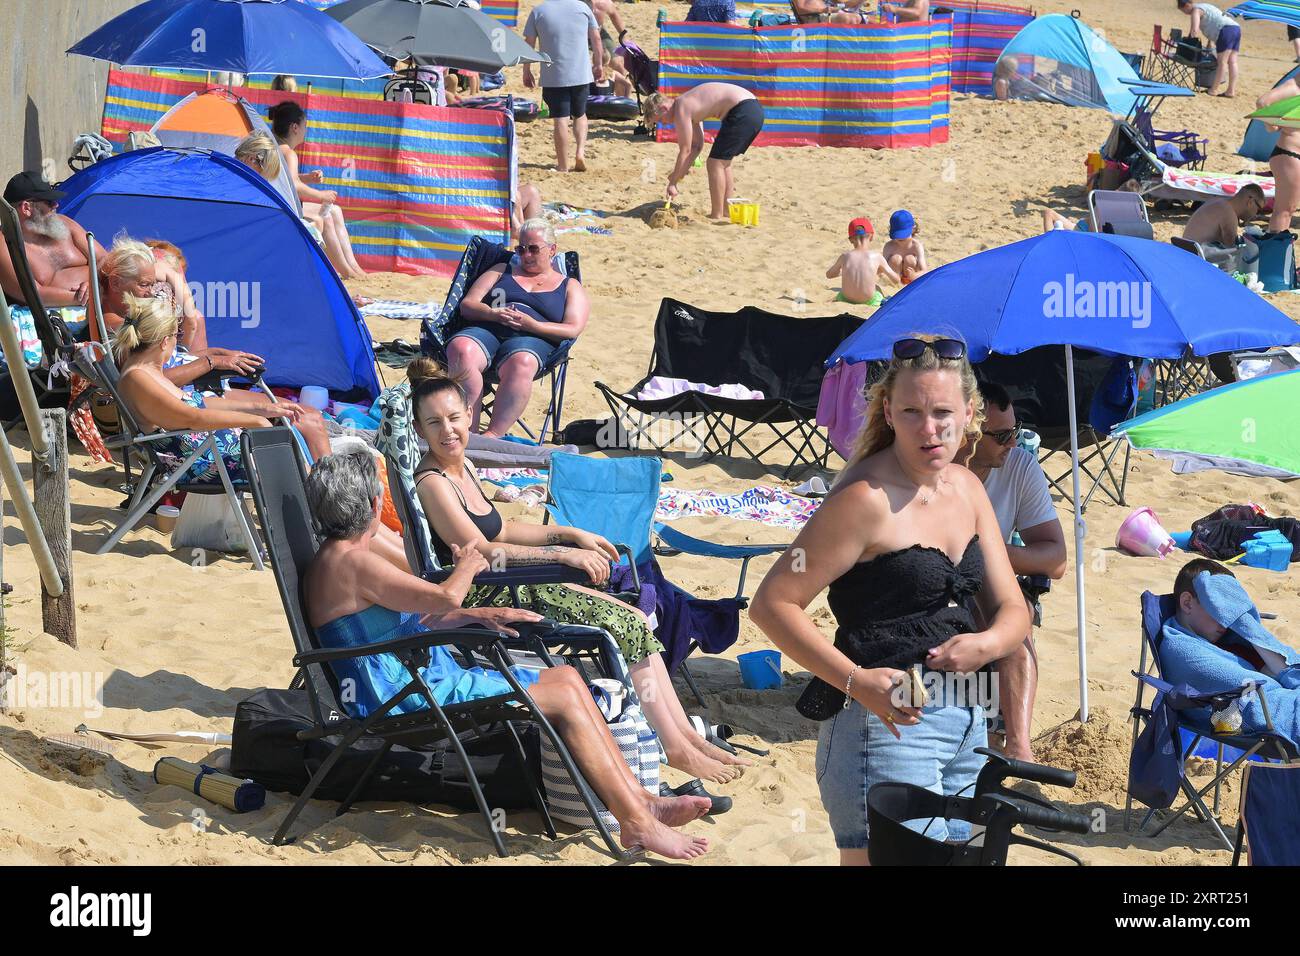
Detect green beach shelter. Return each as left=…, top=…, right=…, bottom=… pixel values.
left=1111, top=369, right=1300, bottom=479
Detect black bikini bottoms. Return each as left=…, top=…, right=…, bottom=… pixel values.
left=1271, top=145, right=1300, bottom=162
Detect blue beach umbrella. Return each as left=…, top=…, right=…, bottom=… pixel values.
left=67, top=0, right=392, bottom=80
left=829, top=230, right=1300, bottom=718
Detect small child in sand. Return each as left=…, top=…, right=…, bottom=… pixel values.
left=826, top=217, right=899, bottom=305
left=882, top=209, right=927, bottom=284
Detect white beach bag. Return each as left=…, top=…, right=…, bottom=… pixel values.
left=170, top=493, right=250, bottom=553
left=539, top=694, right=659, bottom=833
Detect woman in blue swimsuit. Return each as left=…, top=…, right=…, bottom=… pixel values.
left=752, top=336, right=1030, bottom=865
left=446, top=219, right=590, bottom=438
left=303, top=451, right=712, bottom=860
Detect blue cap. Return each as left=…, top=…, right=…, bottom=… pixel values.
left=889, top=209, right=915, bottom=239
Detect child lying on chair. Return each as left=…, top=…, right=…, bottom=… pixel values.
left=1161, top=558, right=1300, bottom=749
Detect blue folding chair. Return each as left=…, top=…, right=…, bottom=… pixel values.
left=1126, top=591, right=1295, bottom=850
left=1232, top=762, right=1300, bottom=865
left=544, top=452, right=787, bottom=704
left=420, top=236, right=575, bottom=444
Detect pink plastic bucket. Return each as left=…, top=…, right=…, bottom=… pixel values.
left=1116, top=507, right=1176, bottom=558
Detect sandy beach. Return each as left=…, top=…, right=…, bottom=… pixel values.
left=1, top=0, right=1298, bottom=866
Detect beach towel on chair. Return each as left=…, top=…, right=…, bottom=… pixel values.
left=608, top=559, right=743, bottom=672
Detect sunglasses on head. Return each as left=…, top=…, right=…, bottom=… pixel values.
left=516, top=242, right=550, bottom=255
left=981, top=423, right=1021, bottom=446
left=892, top=337, right=966, bottom=361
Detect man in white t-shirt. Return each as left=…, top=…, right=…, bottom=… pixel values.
left=962, top=382, right=1067, bottom=762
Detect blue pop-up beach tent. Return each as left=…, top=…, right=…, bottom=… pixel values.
left=59, top=147, right=380, bottom=398
left=829, top=230, right=1300, bottom=719
left=995, top=14, right=1142, bottom=115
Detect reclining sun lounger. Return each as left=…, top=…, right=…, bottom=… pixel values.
left=241, top=425, right=629, bottom=858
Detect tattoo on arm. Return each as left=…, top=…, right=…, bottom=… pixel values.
left=508, top=545, right=571, bottom=567
left=545, top=533, right=563, bottom=545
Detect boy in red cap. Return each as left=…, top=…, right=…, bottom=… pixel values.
left=825, top=217, right=899, bottom=305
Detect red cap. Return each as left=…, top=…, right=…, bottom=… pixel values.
left=849, top=217, right=873, bottom=238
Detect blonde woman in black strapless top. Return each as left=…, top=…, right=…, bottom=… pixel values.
left=751, top=336, right=1030, bottom=865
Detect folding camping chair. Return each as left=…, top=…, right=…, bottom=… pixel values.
left=74, top=346, right=264, bottom=568
left=1126, top=591, right=1296, bottom=851
left=1151, top=348, right=1220, bottom=405
left=1087, top=189, right=1153, bottom=239
left=1132, top=108, right=1208, bottom=172
left=241, top=426, right=628, bottom=858
left=420, top=236, right=575, bottom=444
left=594, top=298, right=862, bottom=479
left=545, top=451, right=786, bottom=705
left=1171, top=234, right=1239, bottom=275
left=1231, top=763, right=1300, bottom=865
left=976, top=348, right=1133, bottom=513
left=381, top=447, right=635, bottom=688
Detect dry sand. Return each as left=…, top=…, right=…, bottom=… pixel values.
left=1, top=0, right=1298, bottom=865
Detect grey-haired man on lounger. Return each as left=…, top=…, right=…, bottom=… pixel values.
left=3, top=171, right=106, bottom=309
left=647, top=83, right=765, bottom=223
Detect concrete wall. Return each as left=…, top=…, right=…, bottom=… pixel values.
left=1, top=0, right=139, bottom=185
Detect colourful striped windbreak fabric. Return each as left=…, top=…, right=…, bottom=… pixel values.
left=656, top=21, right=951, bottom=149
left=931, top=2, right=1034, bottom=94
left=101, top=69, right=512, bottom=276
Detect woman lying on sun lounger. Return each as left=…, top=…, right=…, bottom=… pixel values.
left=407, top=358, right=750, bottom=785
left=269, top=101, right=368, bottom=280
left=303, top=450, right=712, bottom=859
left=98, top=237, right=265, bottom=386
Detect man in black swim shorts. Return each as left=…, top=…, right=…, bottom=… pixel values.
left=647, top=82, right=766, bottom=222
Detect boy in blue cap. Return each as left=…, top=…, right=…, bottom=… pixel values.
left=882, top=209, right=927, bottom=284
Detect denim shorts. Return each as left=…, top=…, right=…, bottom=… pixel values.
left=451, top=325, right=559, bottom=371
left=815, top=672, right=988, bottom=850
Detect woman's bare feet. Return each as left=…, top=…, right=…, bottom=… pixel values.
left=648, top=793, right=711, bottom=827
left=664, top=744, right=742, bottom=784
left=574, top=156, right=588, bottom=172
left=689, top=732, right=752, bottom=768
left=620, top=813, right=709, bottom=859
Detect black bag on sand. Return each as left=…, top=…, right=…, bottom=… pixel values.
left=230, top=688, right=541, bottom=811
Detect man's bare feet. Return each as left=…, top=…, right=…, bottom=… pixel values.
left=709, top=215, right=731, bottom=224
left=620, top=813, right=708, bottom=859
left=664, top=745, right=742, bottom=784
left=574, top=157, right=588, bottom=172
left=648, top=793, right=712, bottom=827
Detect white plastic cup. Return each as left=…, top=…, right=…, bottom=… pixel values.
left=299, top=385, right=330, bottom=411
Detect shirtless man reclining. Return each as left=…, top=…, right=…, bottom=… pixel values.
left=646, top=83, right=766, bottom=223
left=3, top=171, right=103, bottom=317
left=1182, top=183, right=1265, bottom=271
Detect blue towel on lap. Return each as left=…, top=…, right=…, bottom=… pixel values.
left=1160, top=572, right=1300, bottom=747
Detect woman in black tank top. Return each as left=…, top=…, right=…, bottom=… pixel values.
left=750, top=338, right=1031, bottom=864
left=407, top=363, right=752, bottom=785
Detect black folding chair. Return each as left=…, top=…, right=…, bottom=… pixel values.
left=595, top=298, right=862, bottom=478
left=420, top=236, right=575, bottom=444
left=242, top=426, right=629, bottom=858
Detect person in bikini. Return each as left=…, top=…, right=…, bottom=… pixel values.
left=646, top=83, right=766, bottom=222
left=1258, top=76, right=1300, bottom=235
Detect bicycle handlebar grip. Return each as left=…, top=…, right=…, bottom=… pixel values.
left=1002, top=756, right=1077, bottom=789
left=1016, top=801, right=1091, bottom=835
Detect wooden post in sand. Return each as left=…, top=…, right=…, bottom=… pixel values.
left=33, top=409, right=75, bottom=648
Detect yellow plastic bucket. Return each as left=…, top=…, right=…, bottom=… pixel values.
left=728, top=199, right=760, bottom=227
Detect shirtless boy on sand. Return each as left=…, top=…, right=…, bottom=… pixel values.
left=826, top=217, right=900, bottom=305
left=646, top=83, right=766, bottom=222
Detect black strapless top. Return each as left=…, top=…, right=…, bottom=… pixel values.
left=795, top=536, right=985, bottom=721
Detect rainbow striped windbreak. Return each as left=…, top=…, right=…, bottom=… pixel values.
left=100, top=69, right=511, bottom=277
left=656, top=21, right=951, bottom=149
left=932, top=2, right=1034, bottom=94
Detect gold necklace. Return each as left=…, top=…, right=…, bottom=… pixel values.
left=916, top=474, right=946, bottom=505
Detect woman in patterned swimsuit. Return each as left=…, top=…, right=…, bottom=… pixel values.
left=407, top=357, right=749, bottom=785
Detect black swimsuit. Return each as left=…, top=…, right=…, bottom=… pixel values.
left=796, top=537, right=985, bottom=721
left=414, top=465, right=504, bottom=567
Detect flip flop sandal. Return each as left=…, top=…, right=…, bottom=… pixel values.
left=713, top=723, right=771, bottom=757
left=660, top=779, right=733, bottom=815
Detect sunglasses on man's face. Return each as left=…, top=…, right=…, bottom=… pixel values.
left=981, top=423, right=1021, bottom=446
left=892, top=337, right=967, bottom=361
left=516, top=242, right=551, bottom=256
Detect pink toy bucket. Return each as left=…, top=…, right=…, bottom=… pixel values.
left=1116, top=507, right=1176, bottom=558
